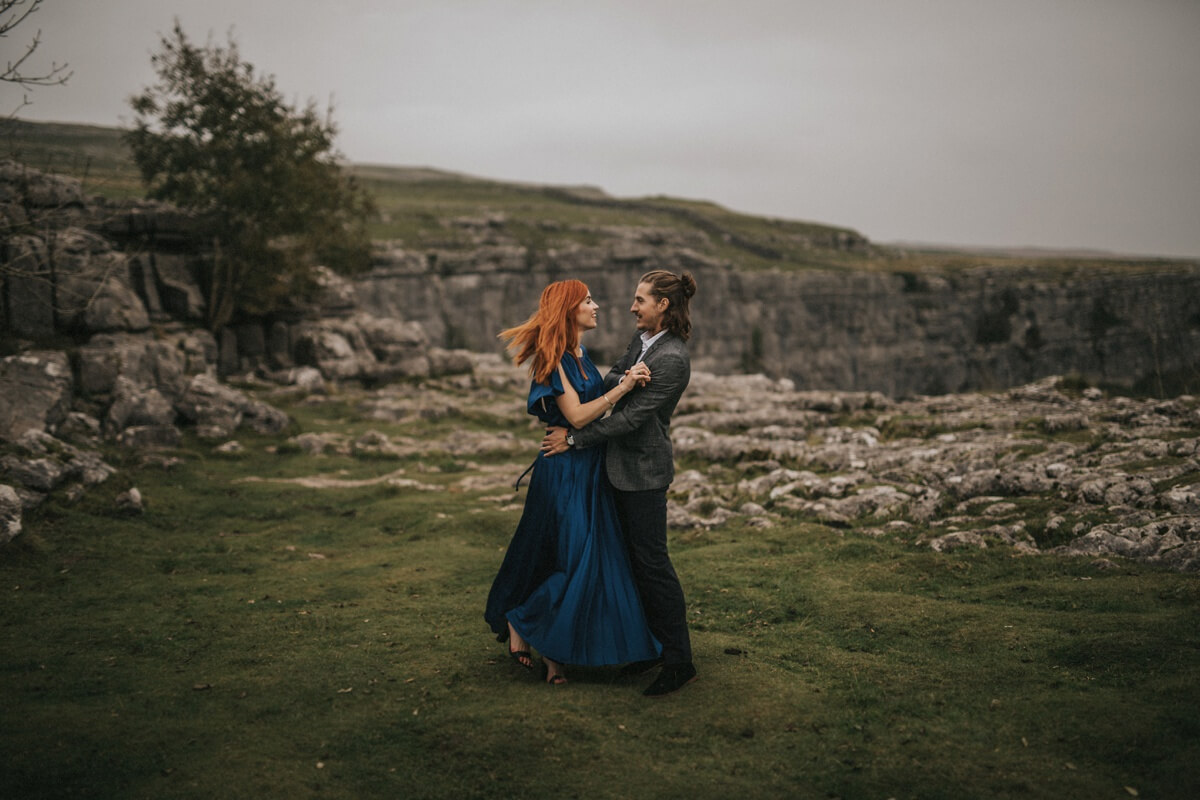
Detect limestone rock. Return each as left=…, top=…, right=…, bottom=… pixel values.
left=115, top=487, right=144, bottom=514
left=0, top=483, right=21, bottom=543
left=928, top=531, right=988, bottom=552
left=2, top=234, right=54, bottom=339
left=105, top=377, right=177, bottom=434
left=152, top=254, right=206, bottom=320
left=117, top=425, right=182, bottom=449
left=0, top=351, right=73, bottom=442
left=176, top=374, right=289, bottom=439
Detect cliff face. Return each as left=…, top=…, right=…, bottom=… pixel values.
left=356, top=241, right=1200, bottom=397
left=6, top=155, right=1198, bottom=399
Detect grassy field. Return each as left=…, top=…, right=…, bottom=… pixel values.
left=2, top=386, right=1198, bottom=800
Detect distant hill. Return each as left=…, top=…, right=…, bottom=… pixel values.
left=3, top=119, right=1192, bottom=274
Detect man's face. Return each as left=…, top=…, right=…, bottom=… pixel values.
left=631, top=281, right=668, bottom=334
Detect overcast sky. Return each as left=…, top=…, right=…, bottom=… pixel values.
left=9, top=0, right=1200, bottom=257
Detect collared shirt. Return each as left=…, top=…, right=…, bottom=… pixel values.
left=637, top=329, right=667, bottom=362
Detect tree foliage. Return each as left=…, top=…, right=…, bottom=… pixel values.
left=125, top=22, right=374, bottom=330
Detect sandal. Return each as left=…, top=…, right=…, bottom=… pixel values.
left=503, top=623, right=534, bottom=670
left=541, top=658, right=567, bottom=686
left=509, top=647, right=534, bottom=670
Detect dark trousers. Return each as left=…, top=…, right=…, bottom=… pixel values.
left=612, top=486, right=692, bottom=666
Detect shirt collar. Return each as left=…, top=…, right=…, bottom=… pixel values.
left=639, top=329, right=667, bottom=356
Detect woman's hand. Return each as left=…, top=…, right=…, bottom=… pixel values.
left=623, top=362, right=651, bottom=389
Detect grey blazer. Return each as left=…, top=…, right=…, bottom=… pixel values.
left=572, top=331, right=691, bottom=492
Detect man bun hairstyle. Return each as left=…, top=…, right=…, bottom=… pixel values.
left=640, top=269, right=697, bottom=342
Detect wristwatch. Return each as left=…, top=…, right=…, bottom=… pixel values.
left=566, top=431, right=575, bottom=448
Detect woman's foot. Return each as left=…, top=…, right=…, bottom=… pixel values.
left=506, top=622, right=534, bottom=670
left=542, top=657, right=567, bottom=686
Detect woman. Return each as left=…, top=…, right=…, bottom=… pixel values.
left=484, top=280, right=661, bottom=685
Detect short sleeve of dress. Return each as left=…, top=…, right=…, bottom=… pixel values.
left=527, top=368, right=566, bottom=424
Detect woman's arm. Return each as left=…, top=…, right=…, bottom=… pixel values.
left=553, top=362, right=643, bottom=429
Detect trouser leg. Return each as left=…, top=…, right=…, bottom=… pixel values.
left=613, top=487, right=692, bottom=665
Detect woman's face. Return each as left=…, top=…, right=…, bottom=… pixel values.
left=575, top=291, right=599, bottom=332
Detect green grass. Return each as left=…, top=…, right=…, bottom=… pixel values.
left=2, top=391, right=1199, bottom=800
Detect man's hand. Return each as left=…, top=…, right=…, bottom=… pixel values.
left=541, top=426, right=570, bottom=456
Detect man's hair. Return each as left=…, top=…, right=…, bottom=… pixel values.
left=640, top=270, right=697, bottom=341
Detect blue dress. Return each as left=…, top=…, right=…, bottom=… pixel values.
left=484, top=349, right=661, bottom=666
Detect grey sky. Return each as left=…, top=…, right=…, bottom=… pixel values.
left=9, top=0, right=1200, bottom=257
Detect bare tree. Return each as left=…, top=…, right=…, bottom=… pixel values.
left=1, top=0, right=71, bottom=115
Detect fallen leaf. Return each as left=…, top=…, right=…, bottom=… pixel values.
left=337, top=687, right=353, bottom=693
left=1124, top=788, right=1138, bottom=797
left=193, top=683, right=211, bottom=691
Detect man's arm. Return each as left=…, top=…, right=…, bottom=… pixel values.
left=541, top=360, right=652, bottom=456
left=572, top=353, right=687, bottom=448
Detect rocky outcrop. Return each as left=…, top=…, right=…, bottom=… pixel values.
left=249, top=354, right=1198, bottom=572
left=1, top=162, right=458, bottom=385
left=0, top=162, right=474, bottom=540
left=358, top=235, right=1200, bottom=397
left=655, top=372, right=1200, bottom=571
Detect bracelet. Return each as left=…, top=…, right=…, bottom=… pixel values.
left=603, top=393, right=614, bottom=407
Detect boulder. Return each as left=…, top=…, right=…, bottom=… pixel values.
left=117, top=425, right=182, bottom=449
left=294, top=324, right=377, bottom=380
left=76, top=333, right=192, bottom=399
left=152, top=254, right=206, bottom=319
left=928, top=531, right=988, bottom=552
left=0, top=351, right=73, bottom=441
left=353, top=313, right=430, bottom=378
left=176, top=373, right=289, bottom=439
left=105, top=376, right=177, bottom=434
left=0, top=483, right=21, bottom=543
left=312, top=264, right=359, bottom=315
left=0, top=454, right=71, bottom=492
left=115, top=487, right=144, bottom=514
left=287, top=366, right=326, bottom=393
left=428, top=347, right=475, bottom=376
left=0, top=159, right=84, bottom=207
left=49, top=228, right=150, bottom=334
left=2, top=234, right=54, bottom=339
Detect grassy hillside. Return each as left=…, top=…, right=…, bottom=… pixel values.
left=0, top=118, right=144, bottom=199
left=3, top=119, right=1191, bottom=275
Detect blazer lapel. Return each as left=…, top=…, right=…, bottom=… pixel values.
left=641, top=331, right=674, bottom=362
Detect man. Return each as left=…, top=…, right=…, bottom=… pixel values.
left=542, top=269, right=698, bottom=697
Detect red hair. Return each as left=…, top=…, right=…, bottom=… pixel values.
left=499, top=280, right=589, bottom=384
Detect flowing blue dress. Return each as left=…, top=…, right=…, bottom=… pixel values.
left=484, top=349, right=661, bottom=666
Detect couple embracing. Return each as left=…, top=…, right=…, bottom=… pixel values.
left=484, top=270, right=698, bottom=697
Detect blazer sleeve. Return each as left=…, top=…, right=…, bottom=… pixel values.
left=572, top=351, right=687, bottom=447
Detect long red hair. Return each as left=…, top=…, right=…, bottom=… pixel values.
left=499, top=280, right=588, bottom=384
